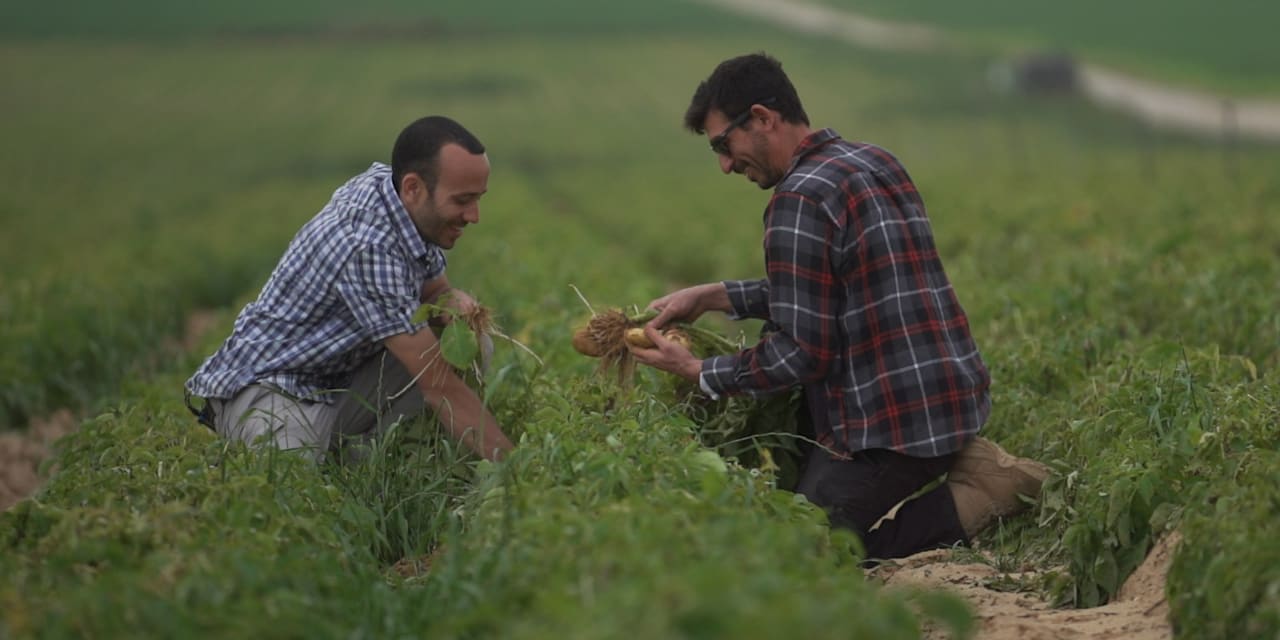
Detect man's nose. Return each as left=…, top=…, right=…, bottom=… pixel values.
left=464, top=204, right=480, bottom=224
left=718, top=153, right=734, bottom=174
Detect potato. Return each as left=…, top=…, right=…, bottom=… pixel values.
left=663, top=328, right=692, bottom=350
left=624, top=327, right=654, bottom=348
left=572, top=328, right=607, bottom=357
left=625, top=326, right=693, bottom=350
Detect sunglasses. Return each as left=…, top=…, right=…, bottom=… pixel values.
left=709, top=97, right=777, bottom=156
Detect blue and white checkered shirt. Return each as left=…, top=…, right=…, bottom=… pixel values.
left=186, top=162, right=446, bottom=403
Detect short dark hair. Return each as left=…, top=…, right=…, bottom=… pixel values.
left=391, top=116, right=485, bottom=193
left=684, top=52, right=810, bottom=134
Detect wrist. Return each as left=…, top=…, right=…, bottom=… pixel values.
left=681, top=356, right=703, bottom=382
left=705, top=282, right=732, bottom=314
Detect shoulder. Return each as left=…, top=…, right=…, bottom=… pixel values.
left=319, top=165, right=400, bottom=244
left=783, top=140, right=905, bottom=190
left=780, top=142, right=920, bottom=222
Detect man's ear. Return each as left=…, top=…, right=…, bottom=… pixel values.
left=750, top=103, right=776, bottom=131
left=400, top=172, right=427, bottom=204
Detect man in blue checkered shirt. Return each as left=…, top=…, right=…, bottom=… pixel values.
left=186, top=116, right=513, bottom=463
left=629, top=54, right=1049, bottom=560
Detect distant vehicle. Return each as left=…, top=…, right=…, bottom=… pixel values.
left=988, top=53, right=1078, bottom=94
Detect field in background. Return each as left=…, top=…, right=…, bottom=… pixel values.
left=2, top=1, right=1278, bottom=638
left=819, top=0, right=1280, bottom=95
left=0, top=0, right=755, bottom=428
left=0, top=0, right=750, bottom=38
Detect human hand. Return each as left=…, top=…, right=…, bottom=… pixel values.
left=440, top=288, right=480, bottom=322
left=646, top=283, right=725, bottom=329
left=627, top=325, right=702, bottom=382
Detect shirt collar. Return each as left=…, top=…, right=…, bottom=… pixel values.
left=783, top=128, right=841, bottom=179
left=373, top=162, right=435, bottom=261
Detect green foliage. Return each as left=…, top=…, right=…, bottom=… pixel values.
left=1168, top=451, right=1280, bottom=639
left=2, top=1, right=1279, bottom=637
left=0, top=371, right=973, bottom=639
left=0, top=401, right=384, bottom=637
left=0, top=0, right=751, bottom=39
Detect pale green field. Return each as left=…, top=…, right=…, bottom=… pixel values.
left=819, top=0, right=1280, bottom=95
left=2, top=2, right=1278, bottom=638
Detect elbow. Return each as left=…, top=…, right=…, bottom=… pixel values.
left=795, top=341, right=837, bottom=383
left=770, top=340, right=831, bottom=384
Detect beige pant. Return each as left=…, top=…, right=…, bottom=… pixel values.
left=210, top=350, right=427, bottom=462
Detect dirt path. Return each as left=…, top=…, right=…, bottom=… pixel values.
left=700, top=0, right=944, bottom=52
left=1, top=310, right=222, bottom=513
left=699, top=0, right=1280, bottom=142
left=0, top=409, right=78, bottom=511
left=1076, top=65, right=1280, bottom=141
left=871, top=533, right=1178, bottom=639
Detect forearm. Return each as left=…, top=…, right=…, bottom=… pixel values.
left=707, top=192, right=835, bottom=395
left=692, top=281, right=733, bottom=314
left=420, top=275, right=451, bottom=304
left=385, top=330, right=512, bottom=461
left=701, top=332, right=824, bottom=398
left=421, top=376, right=513, bottom=461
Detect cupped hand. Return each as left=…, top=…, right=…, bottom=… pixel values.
left=627, top=325, right=702, bottom=382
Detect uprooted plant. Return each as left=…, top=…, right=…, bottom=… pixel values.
left=569, top=286, right=809, bottom=489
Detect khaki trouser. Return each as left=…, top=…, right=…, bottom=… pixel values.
left=209, top=350, right=427, bottom=462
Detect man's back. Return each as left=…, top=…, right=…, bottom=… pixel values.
left=187, top=163, right=445, bottom=403
left=768, top=129, right=990, bottom=458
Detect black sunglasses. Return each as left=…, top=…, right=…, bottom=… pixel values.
left=709, top=97, right=777, bottom=156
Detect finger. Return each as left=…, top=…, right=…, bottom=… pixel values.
left=625, top=342, right=658, bottom=364
left=644, top=324, right=667, bottom=347
left=648, top=306, right=676, bottom=330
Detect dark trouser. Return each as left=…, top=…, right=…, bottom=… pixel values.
left=794, top=445, right=968, bottom=561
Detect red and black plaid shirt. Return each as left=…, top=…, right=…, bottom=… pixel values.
left=701, top=129, right=990, bottom=459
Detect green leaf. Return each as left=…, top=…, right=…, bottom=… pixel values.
left=1095, top=550, right=1120, bottom=595
left=411, top=303, right=440, bottom=326
left=439, top=321, right=479, bottom=370
left=911, top=588, right=976, bottom=640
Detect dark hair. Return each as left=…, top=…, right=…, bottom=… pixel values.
left=391, top=116, right=486, bottom=193
left=684, top=52, right=809, bottom=134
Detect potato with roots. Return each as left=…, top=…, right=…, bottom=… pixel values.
left=571, top=309, right=630, bottom=359
left=573, top=310, right=710, bottom=360
left=571, top=304, right=733, bottom=387
left=623, top=327, right=692, bottom=350
left=568, top=294, right=805, bottom=488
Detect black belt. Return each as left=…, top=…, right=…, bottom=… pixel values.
left=183, top=389, right=217, bottom=432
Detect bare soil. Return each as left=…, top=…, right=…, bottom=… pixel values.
left=0, top=408, right=77, bottom=511
left=871, top=533, right=1179, bottom=639
left=2, top=309, right=223, bottom=513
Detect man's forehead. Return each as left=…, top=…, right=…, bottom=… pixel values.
left=439, top=143, right=486, bottom=163
left=439, top=146, right=488, bottom=170
left=703, top=109, right=731, bottom=133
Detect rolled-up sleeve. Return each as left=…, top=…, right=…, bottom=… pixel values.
left=701, top=191, right=840, bottom=398
left=336, top=246, right=420, bottom=342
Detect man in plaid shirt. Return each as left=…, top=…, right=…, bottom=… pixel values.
left=186, top=116, right=512, bottom=463
left=630, top=54, right=1048, bottom=559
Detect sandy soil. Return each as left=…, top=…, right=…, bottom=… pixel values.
left=384, top=532, right=1179, bottom=638
left=871, top=533, right=1179, bottom=640
left=1, top=310, right=222, bottom=513
left=0, top=408, right=77, bottom=511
